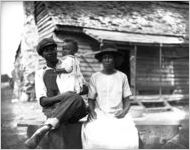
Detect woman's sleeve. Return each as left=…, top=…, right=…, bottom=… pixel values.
left=88, top=75, right=97, bottom=100
left=123, top=74, right=132, bottom=98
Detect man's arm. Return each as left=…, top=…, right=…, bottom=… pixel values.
left=39, top=93, right=70, bottom=107
left=35, top=69, right=72, bottom=107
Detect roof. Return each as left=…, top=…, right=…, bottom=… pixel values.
left=44, top=1, right=188, bottom=37
left=83, top=28, right=185, bottom=45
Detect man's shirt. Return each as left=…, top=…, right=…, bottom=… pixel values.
left=35, top=60, right=62, bottom=101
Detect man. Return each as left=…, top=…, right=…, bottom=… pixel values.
left=25, top=38, right=88, bottom=148
left=82, top=47, right=139, bottom=149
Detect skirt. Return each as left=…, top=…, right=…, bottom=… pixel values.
left=81, top=110, right=139, bottom=149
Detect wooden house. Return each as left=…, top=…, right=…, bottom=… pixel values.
left=31, top=1, right=189, bottom=108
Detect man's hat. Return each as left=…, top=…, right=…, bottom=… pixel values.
left=95, top=47, right=122, bottom=61
left=36, top=38, right=57, bottom=56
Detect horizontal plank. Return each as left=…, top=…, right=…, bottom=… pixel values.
left=36, top=9, right=49, bottom=23
left=37, top=16, right=52, bottom=29
left=80, top=63, right=99, bottom=69
left=17, top=120, right=44, bottom=127
left=137, top=57, right=159, bottom=61
left=80, top=58, right=99, bottom=63
left=130, top=94, right=189, bottom=102
left=78, top=45, right=93, bottom=50
left=136, top=83, right=188, bottom=88
left=38, top=21, right=54, bottom=33
left=136, top=74, right=189, bottom=78
left=139, top=62, right=188, bottom=67
left=39, top=29, right=54, bottom=40
left=136, top=78, right=189, bottom=82
left=35, top=3, right=46, bottom=17
left=137, top=69, right=189, bottom=74
left=136, top=83, right=173, bottom=87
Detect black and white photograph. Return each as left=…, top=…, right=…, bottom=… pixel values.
left=1, top=1, right=189, bottom=149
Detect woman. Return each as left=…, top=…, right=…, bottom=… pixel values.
left=82, top=47, right=139, bottom=149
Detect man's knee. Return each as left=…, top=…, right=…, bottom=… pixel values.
left=72, top=95, right=84, bottom=106
left=65, top=92, right=83, bottom=104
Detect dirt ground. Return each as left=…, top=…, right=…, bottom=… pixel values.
left=1, top=83, right=189, bottom=149
left=1, top=83, right=26, bottom=149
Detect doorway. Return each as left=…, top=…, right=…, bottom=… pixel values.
left=116, top=50, right=131, bottom=85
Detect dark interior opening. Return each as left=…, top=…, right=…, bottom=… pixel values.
left=116, top=50, right=131, bottom=85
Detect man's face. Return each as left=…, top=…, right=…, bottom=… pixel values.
left=102, top=54, right=115, bottom=69
left=42, top=45, right=57, bottom=61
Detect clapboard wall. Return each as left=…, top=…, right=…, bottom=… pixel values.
left=136, top=45, right=189, bottom=95
left=34, top=1, right=55, bottom=40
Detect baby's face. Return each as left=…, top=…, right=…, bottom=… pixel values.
left=62, top=42, right=74, bottom=56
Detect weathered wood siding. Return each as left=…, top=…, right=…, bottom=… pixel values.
left=162, top=46, right=189, bottom=94
left=34, top=2, right=55, bottom=40
left=136, top=46, right=160, bottom=94
left=136, top=45, right=189, bottom=95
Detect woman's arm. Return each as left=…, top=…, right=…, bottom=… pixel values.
left=87, top=98, right=97, bottom=121
left=115, top=97, right=131, bottom=118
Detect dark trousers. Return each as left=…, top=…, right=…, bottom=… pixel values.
left=43, top=92, right=88, bottom=124
left=40, top=92, right=87, bottom=148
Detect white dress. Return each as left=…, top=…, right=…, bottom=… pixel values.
left=56, top=55, right=86, bottom=94
left=81, top=71, right=139, bottom=149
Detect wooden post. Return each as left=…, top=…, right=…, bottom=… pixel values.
left=134, top=45, right=137, bottom=98
left=133, top=45, right=145, bottom=107
left=159, top=43, right=162, bottom=97
left=160, top=44, right=171, bottom=109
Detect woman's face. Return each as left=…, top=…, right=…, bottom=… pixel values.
left=42, top=45, right=57, bottom=61
left=102, top=54, right=115, bottom=70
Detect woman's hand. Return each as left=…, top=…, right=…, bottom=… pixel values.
left=87, top=99, right=96, bottom=121
left=114, top=109, right=128, bottom=119
left=115, top=97, right=131, bottom=119
left=87, top=110, right=97, bottom=121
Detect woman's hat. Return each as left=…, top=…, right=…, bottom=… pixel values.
left=36, top=38, right=57, bottom=56
left=95, top=47, right=122, bottom=61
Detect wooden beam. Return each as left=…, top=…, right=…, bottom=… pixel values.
left=130, top=94, right=189, bottom=102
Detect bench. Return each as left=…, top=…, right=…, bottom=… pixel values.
left=18, top=120, right=84, bottom=149
left=17, top=115, right=187, bottom=149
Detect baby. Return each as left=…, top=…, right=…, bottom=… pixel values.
left=56, top=38, right=86, bottom=94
